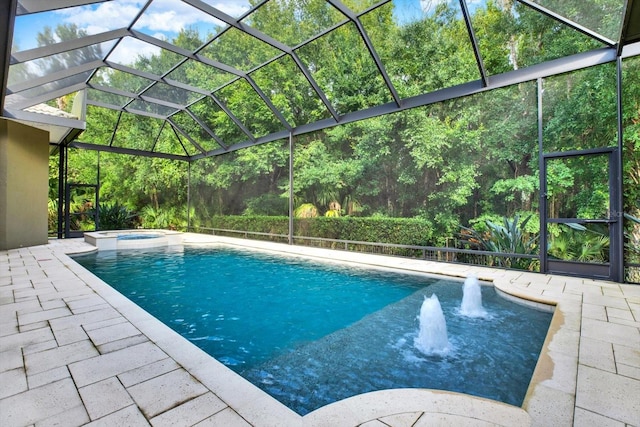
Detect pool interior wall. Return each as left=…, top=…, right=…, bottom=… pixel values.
left=72, top=245, right=553, bottom=415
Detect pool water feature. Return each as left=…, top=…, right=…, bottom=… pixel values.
left=73, top=245, right=553, bottom=415
left=116, top=233, right=162, bottom=240
left=84, top=229, right=182, bottom=250
left=460, top=274, right=489, bottom=318
left=414, top=294, right=450, bottom=356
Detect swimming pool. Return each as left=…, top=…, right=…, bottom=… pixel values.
left=83, top=229, right=182, bottom=250
left=73, top=245, right=552, bottom=415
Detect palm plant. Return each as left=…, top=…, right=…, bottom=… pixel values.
left=325, top=200, right=341, bottom=217
left=91, top=202, right=137, bottom=230
left=324, top=209, right=340, bottom=217
left=139, top=205, right=195, bottom=230
left=140, top=205, right=173, bottom=229
left=624, top=213, right=640, bottom=282
left=549, top=223, right=609, bottom=263
left=624, top=213, right=640, bottom=257
left=68, top=194, right=95, bottom=231
left=294, top=203, right=318, bottom=218
left=460, top=214, right=539, bottom=269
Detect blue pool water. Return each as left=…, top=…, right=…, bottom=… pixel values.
left=73, top=246, right=553, bottom=415
left=116, top=233, right=162, bottom=240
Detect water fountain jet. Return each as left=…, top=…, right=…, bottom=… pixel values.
left=414, top=294, right=450, bottom=356
left=460, top=274, right=488, bottom=318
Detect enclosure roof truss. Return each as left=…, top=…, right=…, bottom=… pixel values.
left=2, top=0, right=639, bottom=160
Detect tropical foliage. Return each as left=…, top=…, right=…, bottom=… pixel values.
left=548, top=223, right=610, bottom=263
left=41, top=1, right=639, bottom=280
left=459, top=215, right=539, bottom=270
left=91, top=202, right=137, bottom=230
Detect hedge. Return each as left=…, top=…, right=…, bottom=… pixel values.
left=208, top=216, right=434, bottom=246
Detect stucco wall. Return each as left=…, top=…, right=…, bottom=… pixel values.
left=0, top=119, right=50, bottom=250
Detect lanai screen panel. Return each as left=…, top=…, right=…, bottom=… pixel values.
left=190, top=139, right=290, bottom=226
left=290, top=80, right=538, bottom=242
left=7, top=0, right=638, bottom=281
left=360, top=1, right=479, bottom=99
left=4, top=0, right=638, bottom=159
left=542, top=62, right=618, bottom=153
left=529, top=0, right=626, bottom=42
left=249, top=55, right=334, bottom=127
left=622, top=55, right=640, bottom=283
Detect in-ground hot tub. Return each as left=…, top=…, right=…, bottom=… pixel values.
left=84, top=229, right=182, bottom=250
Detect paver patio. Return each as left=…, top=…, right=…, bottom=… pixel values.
left=1, top=235, right=638, bottom=426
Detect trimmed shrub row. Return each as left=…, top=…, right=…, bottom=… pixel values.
left=208, top=216, right=434, bottom=246
left=209, top=216, right=289, bottom=235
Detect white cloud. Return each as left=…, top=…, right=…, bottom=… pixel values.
left=106, top=36, right=161, bottom=66
left=46, top=0, right=249, bottom=65
left=82, top=24, right=111, bottom=36
left=60, top=0, right=145, bottom=35
left=135, top=0, right=223, bottom=33
left=152, top=32, right=168, bottom=41
left=55, top=0, right=249, bottom=37
left=13, top=0, right=247, bottom=53
left=138, top=10, right=184, bottom=33
left=200, top=0, right=251, bottom=18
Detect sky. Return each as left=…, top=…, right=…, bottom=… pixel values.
left=11, top=0, right=479, bottom=66
left=12, top=0, right=251, bottom=61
